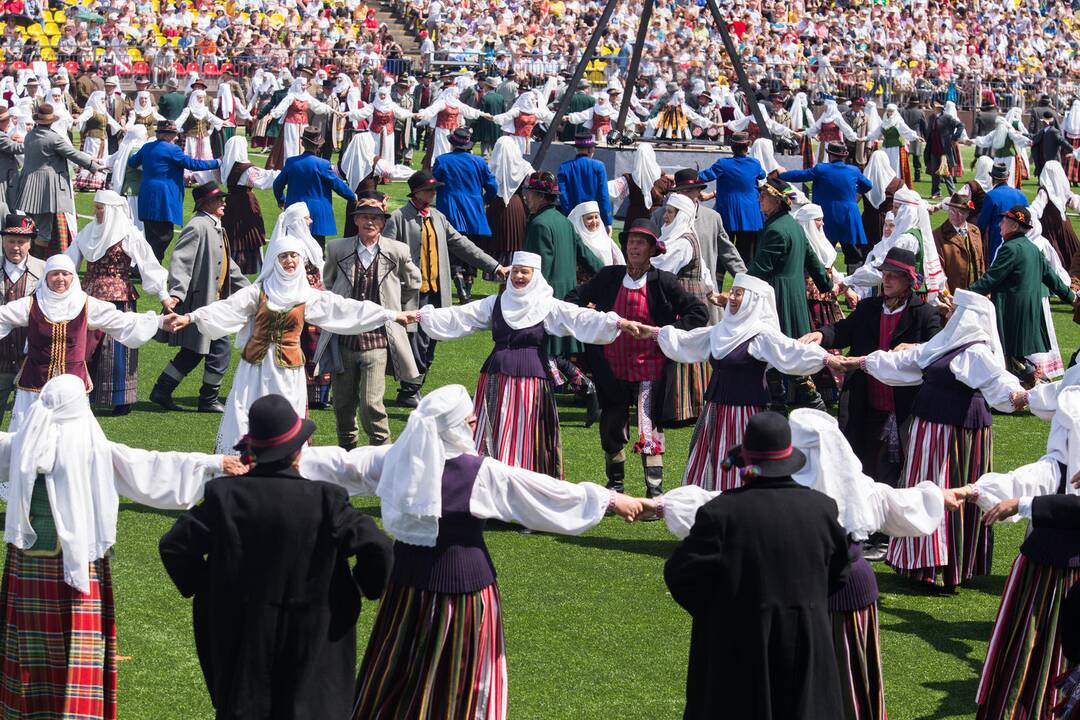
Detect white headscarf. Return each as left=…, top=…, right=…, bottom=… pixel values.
left=219, top=135, right=251, bottom=185
left=749, top=138, right=782, bottom=175
left=944, top=101, right=960, bottom=120
left=74, top=190, right=139, bottom=263
left=654, top=192, right=696, bottom=266
left=489, top=136, right=533, bottom=205
left=631, top=144, right=662, bottom=208
left=500, top=251, right=555, bottom=329
left=917, top=289, right=1004, bottom=369
left=36, top=255, right=87, bottom=322
left=568, top=202, right=624, bottom=266
left=1039, top=160, right=1073, bottom=214
left=256, top=234, right=314, bottom=310
left=378, top=384, right=476, bottom=547
left=185, top=89, right=211, bottom=120
left=1064, top=99, right=1080, bottom=137
left=793, top=204, right=837, bottom=269
left=973, top=155, right=994, bottom=192
left=812, top=99, right=856, bottom=140
left=863, top=149, right=898, bottom=209
left=287, top=77, right=315, bottom=104
left=862, top=101, right=881, bottom=135
left=109, top=124, right=147, bottom=194
left=133, top=91, right=156, bottom=117
left=886, top=187, right=943, bottom=292
left=268, top=203, right=324, bottom=270
left=709, top=273, right=781, bottom=359
left=789, top=91, right=812, bottom=131
left=84, top=90, right=107, bottom=114
left=339, top=133, right=377, bottom=190
left=372, top=86, right=396, bottom=112
left=216, top=82, right=235, bottom=117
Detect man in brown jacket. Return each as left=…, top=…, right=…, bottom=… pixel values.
left=933, top=193, right=985, bottom=291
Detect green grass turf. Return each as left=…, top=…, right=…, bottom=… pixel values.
left=30, top=143, right=1070, bottom=718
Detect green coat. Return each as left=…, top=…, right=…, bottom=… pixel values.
left=256, top=90, right=289, bottom=139
left=749, top=211, right=831, bottom=339
left=473, top=92, right=507, bottom=145
left=157, top=91, right=188, bottom=122
left=559, top=92, right=596, bottom=141
left=969, top=235, right=1075, bottom=357
left=523, top=204, right=603, bottom=355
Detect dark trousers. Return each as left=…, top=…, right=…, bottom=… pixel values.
left=144, top=220, right=174, bottom=262
left=599, top=380, right=663, bottom=467
left=399, top=290, right=440, bottom=396
left=852, top=408, right=903, bottom=488
left=733, top=230, right=758, bottom=266
left=930, top=169, right=956, bottom=196
left=165, top=338, right=231, bottom=386
left=840, top=242, right=866, bottom=268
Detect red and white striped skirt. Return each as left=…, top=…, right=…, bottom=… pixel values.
left=683, top=402, right=762, bottom=492
left=474, top=372, right=562, bottom=479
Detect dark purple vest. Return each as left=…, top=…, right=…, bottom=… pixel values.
left=390, top=454, right=497, bottom=594
left=705, top=339, right=769, bottom=407
left=17, top=298, right=91, bottom=392
left=909, top=342, right=993, bottom=428
left=479, top=296, right=548, bottom=379
left=1020, top=462, right=1080, bottom=568
left=828, top=541, right=879, bottom=612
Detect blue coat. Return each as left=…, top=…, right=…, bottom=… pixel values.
left=698, top=156, right=766, bottom=232
left=273, top=152, right=356, bottom=238
left=558, top=154, right=612, bottom=227
left=432, top=149, right=499, bottom=236
left=978, top=184, right=1028, bottom=261
left=779, top=162, right=873, bottom=246
left=128, top=140, right=219, bottom=226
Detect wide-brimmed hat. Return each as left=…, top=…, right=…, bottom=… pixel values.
left=234, top=394, right=316, bottom=465
left=825, top=141, right=848, bottom=157
left=407, top=170, right=444, bottom=196
left=1004, top=205, right=1033, bottom=229
left=523, top=171, right=559, bottom=196
left=573, top=128, right=595, bottom=148
left=155, top=119, right=179, bottom=135
left=350, top=191, right=391, bottom=219
left=32, top=103, right=57, bottom=124
left=449, top=127, right=473, bottom=149
left=192, top=181, right=228, bottom=207
left=729, top=131, right=751, bottom=147
left=722, top=411, right=806, bottom=478
left=624, top=218, right=664, bottom=255
left=350, top=203, right=391, bottom=220
left=876, top=247, right=918, bottom=281
left=758, top=177, right=793, bottom=205
left=990, top=162, right=1010, bottom=181
left=1, top=214, right=36, bottom=238
left=672, top=168, right=706, bottom=192
left=190, top=79, right=208, bottom=90
left=944, top=193, right=975, bottom=212
left=301, top=127, right=324, bottom=147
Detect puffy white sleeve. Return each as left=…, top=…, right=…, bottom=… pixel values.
left=204, top=112, right=225, bottom=130
left=749, top=332, right=827, bottom=376
left=543, top=301, right=620, bottom=344
left=867, top=481, right=945, bottom=537
left=456, top=103, right=483, bottom=121
left=843, top=262, right=883, bottom=288
left=972, top=457, right=1061, bottom=516
left=659, top=485, right=719, bottom=539
left=418, top=295, right=495, bottom=340
left=0, top=431, right=11, bottom=501
left=608, top=175, right=630, bottom=203
left=348, top=104, right=374, bottom=122
left=269, top=92, right=295, bottom=120
left=109, top=442, right=224, bottom=510
left=303, top=289, right=396, bottom=334
left=971, top=131, right=994, bottom=149
left=564, top=108, right=592, bottom=125
left=657, top=325, right=712, bottom=363
left=416, top=98, right=444, bottom=122
left=864, top=345, right=924, bottom=386
left=188, top=284, right=261, bottom=339
left=469, top=457, right=611, bottom=534
left=87, top=297, right=161, bottom=347
left=651, top=240, right=692, bottom=275
left=1029, top=188, right=1049, bottom=217
left=306, top=95, right=333, bottom=116
left=64, top=243, right=82, bottom=269
left=298, top=444, right=391, bottom=497
left=122, top=233, right=170, bottom=302
left=950, top=343, right=1023, bottom=412
left=0, top=296, right=31, bottom=341
left=239, top=166, right=280, bottom=189
left=683, top=104, right=712, bottom=128
left=1028, top=380, right=1063, bottom=420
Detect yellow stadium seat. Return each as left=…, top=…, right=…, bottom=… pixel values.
left=41, top=9, right=51, bottom=21
left=26, top=25, right=41, bottom=36
left=53, top=11, right=66, bottom=22
left=128, top=48, right=143, bottom=61
left=40, top=48, right=55, bottom=60
left=94, top=47, right=105, bottom=59
left=49, top=35, right=59, bottom=47
left=44, top=22, right=59, bottom=36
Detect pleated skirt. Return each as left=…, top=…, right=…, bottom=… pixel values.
left=664, top=360, right=711, bottom=426
left=682, top=402, right=761, bottom=492
left=73, top=137, right=108, bottom=192
left=833, top=604, right=887, bottom=720
left=473, top=372, right=562, bottom=479
left=1065, top=136, right=1080, bottom=183
left=976, top=554, right=1080, bottom=720
left=353, top=581, right=507, bottom=720
left=886, top=417, right=993, bottom=588
left=303, top=266, right=331, bottom=407
left=0, top=548, right=117, bottom=720
left=89, top=299, right=138, bottom=410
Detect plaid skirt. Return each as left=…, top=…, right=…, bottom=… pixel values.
left=0, top=547, right=118, bottom=720
left=474, top=372, right=562, bottom=479
left=976, top=554, right=1080, bottom=720
left=664, top=361, right=712, bottom=426
left=683, top=401, right=761, bottom=492
left=886, top=418, right=993, bottom=588
left=353, top=581, right=507, bottom=720
left=30, top=212, right=72, bottom=261
left=833, top=604, right=886, bottom=720
left=89, top=300, right=138, bottom=410
left=1065, top=136, right=1080, bottom=183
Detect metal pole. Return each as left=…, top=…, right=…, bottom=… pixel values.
left=701, top=0, right=771, bottom=141
left=613, top=0, right=655, bottom=136
left=532, top=0, right=621, bottom=167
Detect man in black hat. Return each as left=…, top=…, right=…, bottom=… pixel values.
left=0, top=214, right=44, bottom=424
left=272, top=127, right=356, bottom=244
left=973, top=99, right=998, bottom=158
left=900, top=97, right=927, bottom=182
left=384, top=169, right=505, bottom=407
left=558, top=128, right=612, bottom=230
left=160, top=393, right=394, bottom=720
left=664, top=410, right=850, bottom=719
left=977, top=162, right=1028, bottom=260
left=1028, top=94, right=1058, bottom=136
left=1031, top=110, right=1074, bottom=177
left=151, top=181, right=249, bottom=412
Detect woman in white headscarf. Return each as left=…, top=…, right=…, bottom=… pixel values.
left=860, top=148, right=903, bottom=248
left=564, top=91, right=619, bottom=144
left=607, top=142, right=667, bottom=235
left=961, top=155, right=995, bottom=219
left=347, top=85, right=414, bottom=165
left=45, top=87, right=72, bottom=137
left=749, top=137, right=783, bottom=176
left=1063, top=99, right=1080, bottom=182
left=568, top=201, right=624, bottom=268
left=0, top=254, right=161, bottom=429
left=249, top=69, right=282, bottom=151
left=0, top=374, right=244, bottom=716
left=486, top=136, right=533, bottom=266
left=865, top=104, right=919, bottom=183
left=211, top=81, right=250, bottom=158
left=1019, top=214, right=1070, bottom=383
left=267, top=76, right=337, bottom=169
left=219, top=135, right=280, bottom=274
left=73, top=91, right=121, bottom=191
left=65, top=189, right=170, bottom=415
left=971, top=113, right=1032, bottom=189
left=174, top=89, right=226, bottom=184
left=1029, top=160, right=1080, bottom=269
left=788, top=91, right=816, bottom=166
left=408, top=251, right=634, bottom=477
left=649, top=407, right=943, bottom=720
left=724, top=102, right=793, bottom=142
left=491, top=89, right=554, bottom=155
left=804, top=99, right=858, bottom=164
left=656, top=273, right=830, bottom=491
left=124, top=90, right=163, bottom=138
left=350, top=383, right=641, bottom=720
left=841, top=289, right=1025, bottom=589
left=164, top=233, right=400, bottom=453
left=415, top=85, right=488, bottom=165
left=108, top=124, right=147, bottom=228
left=336, top=131, right=414, bottom=210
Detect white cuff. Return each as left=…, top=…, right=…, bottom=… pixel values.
left=1018, top=496, right=1033, bottom=519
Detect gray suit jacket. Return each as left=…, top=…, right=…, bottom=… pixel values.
left=318, top=235, right=421, bottom=381
left=651, top=202, right=745, bottom=286
left=0, top=134, right=23, bottom=211
left=384, top=201, right=499, bottom=308
left=166, top=212, right=250, bottom=354
left=16, top=125, right=96, bottom=214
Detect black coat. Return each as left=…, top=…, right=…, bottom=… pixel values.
left=566, top=267, right=708, bottom=416
left=974, top=109, right=999, bottom=140
left=819, top=295, right=941, bottom=455
left=159, top=466, right=394, bottom=720
left=900, top=106, right=927, bottom=139
left=665, top=477, right=851, bottom=720
left=1031, top=125, right=1074, bottom=175
left=1028, top=105, right=1059, bottom=135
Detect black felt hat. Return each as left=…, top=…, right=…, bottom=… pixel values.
left=672, top=168, right=705, bottom=191
left=722, top=411, right=806, bottom=478
left=192, top=181, right=228, bottom=206
left=877, top=247, right=918, bottom=281
left=449, top=127, right=473, bottom=149
left=407, top=170, right=444, bottom=195
left=1004, top=205, right=1033, bottom=229
left=234, top=394, right=316, bottom=464
left=1, top=214, right=36, bottom=238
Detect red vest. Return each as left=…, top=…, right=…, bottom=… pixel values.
left=284, top=99, right=309, bottom=124
left=436, top=106, right=460, bottom=129
left=17, top=297, right=91, bottom=393
left=514, top=113, right=537, bottom=137
left=370, top=110, right=395, bottom=134
left=819, top=122, right=841, bottom=143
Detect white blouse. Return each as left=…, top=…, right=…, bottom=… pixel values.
left=236, top=166, right=280, bottom=190
left=416, top=99, right=483, bottom=126
left=972, top=457, right=1065, bottom=519
left=299, top=444, right=392, bottom=497
left=650, top=237, right=717, bottom=293
left=418, top=294, right=621, bottom=345
left=66, top=234, right=171, bottom=303
left=0, top=295, right=161, bottom=348
left=657, top=325, right=828, bottom=377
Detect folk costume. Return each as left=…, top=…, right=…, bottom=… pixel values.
left=0, top=222, right=43, bottom=426
left=210, top=82, right=249, bottom=159
left=266, top=78, right=335, bottom=170
left=645, top=91, right=712, bottom=140
left=272, top=134, right=357, bottom=240
left=696, top=143, right=767, bottom=264
left=1030, top=160, right=1080, bottom=271
left=486, top=136, right=532, bottom=266
left=124, top=91, right=163, bottom=139
left=607, top=143, right=665, bottom=238
left=804, top=100, right=858, bottom=164
left=924, top=102, right=967, bottom=197
left=107, top=125, right=147, bottom=232
left=73, top=92, right=120, bottom=192
left=557, top=138, right=614, bottom=228
left=492, top=90, right=553, bottom=156
left=348, top=86, right=414, bottom=166
left=415, top=86, right=485, bottom=167
left=865, top=104, right=919, bottom=186
left=174, top=90, right=225, bottom=185
left=432, top=131, right=499, bottom=241
left=1063, top=100, right=1080, bottom=182
left=219, top=136, right=280, bottom=274
left=972, top=115, right=1032, bottom=190
left=564, top=93, right=619, bottom=144
left=569, top=202, right=624, bottom=268
left=933, top=193, right=986, bottom=292
left=978, top=171, right=1029, bottom=262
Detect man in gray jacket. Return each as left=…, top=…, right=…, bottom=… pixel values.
left=0, top=214, right=43, bottom=424
left=150, top=182, right=249, bottom=413
left=320, top=200, right=421, bottom=448
left=16, top=103, right=104, bottom=258
left=0, top=108, right=23, bottom=220
left=383, top=170, right=508, bottom=406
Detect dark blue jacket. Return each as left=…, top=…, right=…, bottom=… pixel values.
left=129, top=140, right=219, bottom=226
left=698, top=155, right=767, bottom=232
left=273, top=152, right=356, bottom=238
left=432, top=149, right=499, bottom=236
left=779, top=162, right=873, bottom=246
left=978, top=183, right=1028, bottom=261
left=558, top=153, right=612, bottom=227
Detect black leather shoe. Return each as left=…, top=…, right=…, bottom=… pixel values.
left=112, top=404, right=132, bottom=416
left=197, top=383, right=225, bottom=413
left=395, top=392, right=420, bottom=409
left=198, top=399, right=226, bottom=413
left=150, top=384, right=183, bottom=411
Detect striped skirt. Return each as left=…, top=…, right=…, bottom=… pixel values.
left=473, top=373, right=562, bottom=479
left=73, top=137, right=108, bottom=192
left=666, top=360, right=712, bottom=425
left=1065, top=136, right=1080, bottom=183
left=683, top=402, right=761, bottom=492
left=975, top=554, right=1080, bottom=720
left=0, top=548, right=118, bottom=720
left=833, top=604, right=886, bottom=720
left=353, top=581, right=507, bottom=720
left=89, top=300, right=138, bottom=410
left=885, top=418, right=993, bottom=588
left=303, top=267, right=331, bottom=408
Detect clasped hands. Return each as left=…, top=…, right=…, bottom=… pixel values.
left=940, top=468, right=1080, bottom=524
left=608, top=494, right=661, bottom=523
left=161, top=312, right=193, bottom=332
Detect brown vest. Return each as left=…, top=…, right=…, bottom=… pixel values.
left=241, top=290, right=305, bottom=369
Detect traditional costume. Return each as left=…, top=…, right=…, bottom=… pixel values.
left=415, top=86, right=485, bottom=166
left=210, top=82, right=248, bottom=159
left=804, top=100, right=857, bottom=164
left=266, top=78, right=335, bottom=170
left=644, top=91, right=712, bottom=140
left=486, top=136, right=532, bottom=266
left=866, top=104, right=919, bottom=187
left=606, top=143, right=665, bottom=240
left=861, top=149, right=904, bottom=250
left=348, top=86, right=413, bottom=166
left=125, top=91, right=163, bottom=139
left=107, top=125, right=146, bottom=231
left=972, top=115, right=1032, bottom=189
left=697, top=137, right=767, bottom=263
left=73, top=92, right=120, bottom=192
left=568, top=202, right=624, bottom=267
left=174, top=90, right=224, bottom=185
left=492, top=90, right=553, bottom=156
left=219, top=136, right=279, bottom=274
left=564, top=93, right=619, bottom=144
left=1063, top=100, right=1080, bottom=183
left=1030, top=160, right=1080, bottom=270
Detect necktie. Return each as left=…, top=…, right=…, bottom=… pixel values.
left=217, top=227, right=231, bottom=298
left=419, top=214, right=438, bottom=294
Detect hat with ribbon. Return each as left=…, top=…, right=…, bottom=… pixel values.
left=721, top=411, right=806, bottom=478
left=407, top=170, right=444, bottom=196
left=233, top=394, right=315, bottom=465
left=524, top=170, right=560, bottom=196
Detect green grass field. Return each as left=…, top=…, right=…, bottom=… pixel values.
left=43, top=145, right=1072, bottom=718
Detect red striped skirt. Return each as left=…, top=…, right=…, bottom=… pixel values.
left=1065, top=136, right=1080, bottom=183
left=353, top=581, right=507, bottom=720
left=683, top=402, right=761, bottom=492
left=0, top=547, right=117, bottom=719
left=885, top=418, right=993, bottom=588
left=833, top=603, right=886, bottom=720
left=474, top=373, right=562, bottom=479
left=666, top=360, right=712, bottom=425
left=976, top=554, right=1080, bottom=719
